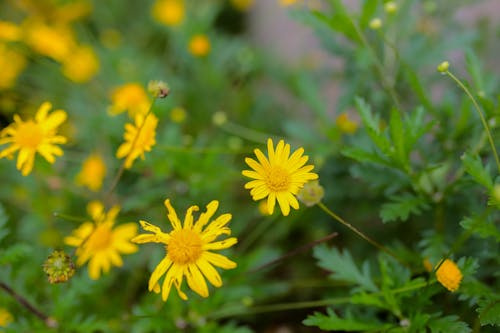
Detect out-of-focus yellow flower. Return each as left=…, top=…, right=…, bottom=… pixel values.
left=188, top=34, right=211, bottom=57
left=384, top=1, right=398, bottom=14
left=0, top=44, right=26, bottom=89
left=0, top=102, right=67, bottom=176
left=54, top=0, right=93, bottom=24
left=0, top=308, right=13, bottom=327
left=170, top=107, right=186, bottom=123
left=0, top=21, right=22, bottom=41
left=336, top=112, right=359, bottom=134
left=152, top=0, right=185, bottom=27
left=279, top=0, right=302, bottom=6
left=369, top=18, right=383, bottom=30
left=116, top=113, right=158, bottom=169
left=435, top=259, right=463, bottom=292
left=76, top=153, right=106, bottom=191
left=61, top=45, right=99, bottom=83
left=423, top=258, right=433, bottom=272
left=230, top=0, right=254, bottom=11
left=23, top=20, right=75, bottom=61
left=109, top=83, right=150, bottom=118
left=258, top=200, right=272, bottom=216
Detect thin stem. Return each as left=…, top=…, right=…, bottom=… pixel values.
left=0, top=281, right=57, bottom=327
left=317, top=202, right=405, bottom=265
left=52, top=212, right=87, bottom=223
left=105, top=98, right=158, bottom=202
left=445, top=70, right=500, bottom=174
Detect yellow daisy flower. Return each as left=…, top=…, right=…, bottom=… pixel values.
left=64, top=201, right=138, bottom=280
left=152, top=0, right=185, bottom=27
left=61, top=45, right=99, bottom=83
left=242, top=138, right=319, bottom=216
left=0, top=308, right=13, bottom=327
left=132, top=199, right=237, bottom=301
left=435, top=259, right=463, bottom=292
left=75, top=153, right=106, bottom=191
left=108, top=83, right=150, bottom=118
left=0, top=102, right=67, bottom=176
left=188, top=34, right=211, bottom=57
left=116, top=113, right=158, bottom=169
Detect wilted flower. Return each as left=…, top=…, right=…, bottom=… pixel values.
left=43, top=250, right=75, bottom=283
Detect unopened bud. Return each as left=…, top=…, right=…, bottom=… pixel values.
left=384, top=1, right=398, bottom=14
left=43, top=250, right=75, bottom=284
left=369, top=18, right=382, bottom=30
left=148, top=80, right=170, bottom=98
left=297, top=180, right=324, bottom=207
left=437, top=61, right=449, bottom=73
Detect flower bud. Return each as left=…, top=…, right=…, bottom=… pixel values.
left=297, top=180, right=324, bottom=207
left=437, top=61, right=449, bottom=73
left=148, top=80, right=170, bottom=98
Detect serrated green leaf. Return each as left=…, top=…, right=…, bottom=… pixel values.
left=459, top=216, right=500, bottom=241
left=428, top=315, right=471, bottom=333
left=313, top=244, right=378, bottom=292
left=303, top=308, right=392, bottom=331
left=341, top=146, right=393, bottom=167
left=403, top=67, right=434, bottom=112
left=355, top=97, right=391, bottom=154
left=477, top=296, right=500, bottom=326
left=405, top=107, right=435, bottom=151
left=0, top=243, right=31, bottom=265
left=461, top=152, right=493, bottom=190
left=380, top=193, right=430, bottom=223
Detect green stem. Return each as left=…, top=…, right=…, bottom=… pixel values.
left=52, top=212, right=86, bottom=223
left=317, top=202, right=405, bottom=265
left=445, top=70, right=500, bottom=174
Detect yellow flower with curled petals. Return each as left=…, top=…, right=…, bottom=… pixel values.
left=64, top=201, right=138, bottom=280
left=116, top=113, right=158, bottom=169
left=132, top=199, right=237, bottom=301
left=242, top=138, right=319, bottom=216
left=0, top=102, right=67, bottom=176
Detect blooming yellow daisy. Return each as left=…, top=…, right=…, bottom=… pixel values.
left=64, top=201, right=138, bottom=280
left=75, top=153, right=106, bottom=191
left=132, top=199, right=237, bottom=301
left=108, top=83, right=150, bottom=118
left=435, top=259, right=463, bottom=292
left=242, top=138, right=319, bottom=216
left=0, top=102, right=67, bottom=176
left=116, top=113, right=158, bottom=169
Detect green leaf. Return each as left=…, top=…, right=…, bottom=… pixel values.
left=428, top=315, right=471, bottom=333
left=380, top=193, right=430, bottom=223
left=461, top=152, right=493, bottom=190
left=359, top=0, right=379, bottom=28
left=355, top=97, right=391, bottom=154
left=389, top=108, right=408, bottom=170
left=404, top=107, right=435, bottom=151
left=303, top=308, right=392, bottom=331
left=459, top=216, right=500, bottom=241
left=477, top=296, right=500, bottom=326
left=403, top=67, right=434, bottom=112
left=465, top=50, right=485, bottom=94
left=341, top=146, right=393, bottom=167
left=0, top=243, right=31, bottom=265
left=0, top=203, right=8, bottom=243
left=313, top=244, right=378, bottom=292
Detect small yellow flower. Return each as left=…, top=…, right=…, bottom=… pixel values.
left=369, top=18, right=383, bottom=30
left=384, top=1, right=398, bottom=14
left=230, top=0, right=254, bottom=11
left=437, top=61, right=449, bottom=73
left=0, top=102, right=67, bottom=176
left=0, top=308, right=13, bottom=327
left=76, top=153, right=106, bottom=191
left=170, top=107, right=187, bottom=123
left=152, top=0, right=185, bottom=27
left=64, top=201, right=138, bottom=280
left=0, top=21, right=22, bottom=41
left=435, top=259, right=463, bottom=292
left=116, top=113, right=158, bottom=169
left=132, top=199, right=237, bottom=301
left=108, top=83, right=150, bottom=118
left=188, top=34, right=211, bottom=57
left=0, top=43, right=26, bottom=89
left=242, top=138, right=319, bottom=216
left=61, top=45, right=99, bottom=83
left=23, top=20, right=75, bottom=61
left=336, top=112, right=359, bottom=134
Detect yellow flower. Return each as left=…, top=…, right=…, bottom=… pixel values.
left=0, top=43, right=26, bottom=89
left=188, top=34, right=211, bottom=57
left=435, top=259, right=463, bottom=292
left=369, top=18, right=383, bottom=30
left=23, top=20, right=75, bottom=61
left=152, top=0, right=185, bottom=27
left=230, top=0, right=254, bottom=11
left=0, top=21, right=22, bottom=41
left=76, top=153, right=106, bottom=191
left=242, top=138, right=319, bottom=216
left=116, top=113, right=158, bottom=169
left=132, top=199, right=237, bottom=301
left=279, top=0, right=301, bottom=6
left=0, top=102, right=67, bottom=176
left=64, top=201, right=138, bottom=280
left=258, top=200, right=272, bottom=216
left=336, top=112, right=359, bottom=134
left=61, top=45, right=99, bottom=83
left=0, top=308, right=13, bottom=327
left=108, top=83, right=150, bottom=118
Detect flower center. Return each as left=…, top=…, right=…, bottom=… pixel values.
left=86, top=224, right=113, bottom=251
left=167, top=229, right=203, bottom=265
left=265, top=166, right=291, bottom=192
left=16, top=121, right=44, bottom=149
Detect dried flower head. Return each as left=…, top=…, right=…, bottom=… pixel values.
left=43, top=250, right=75, bottom=283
